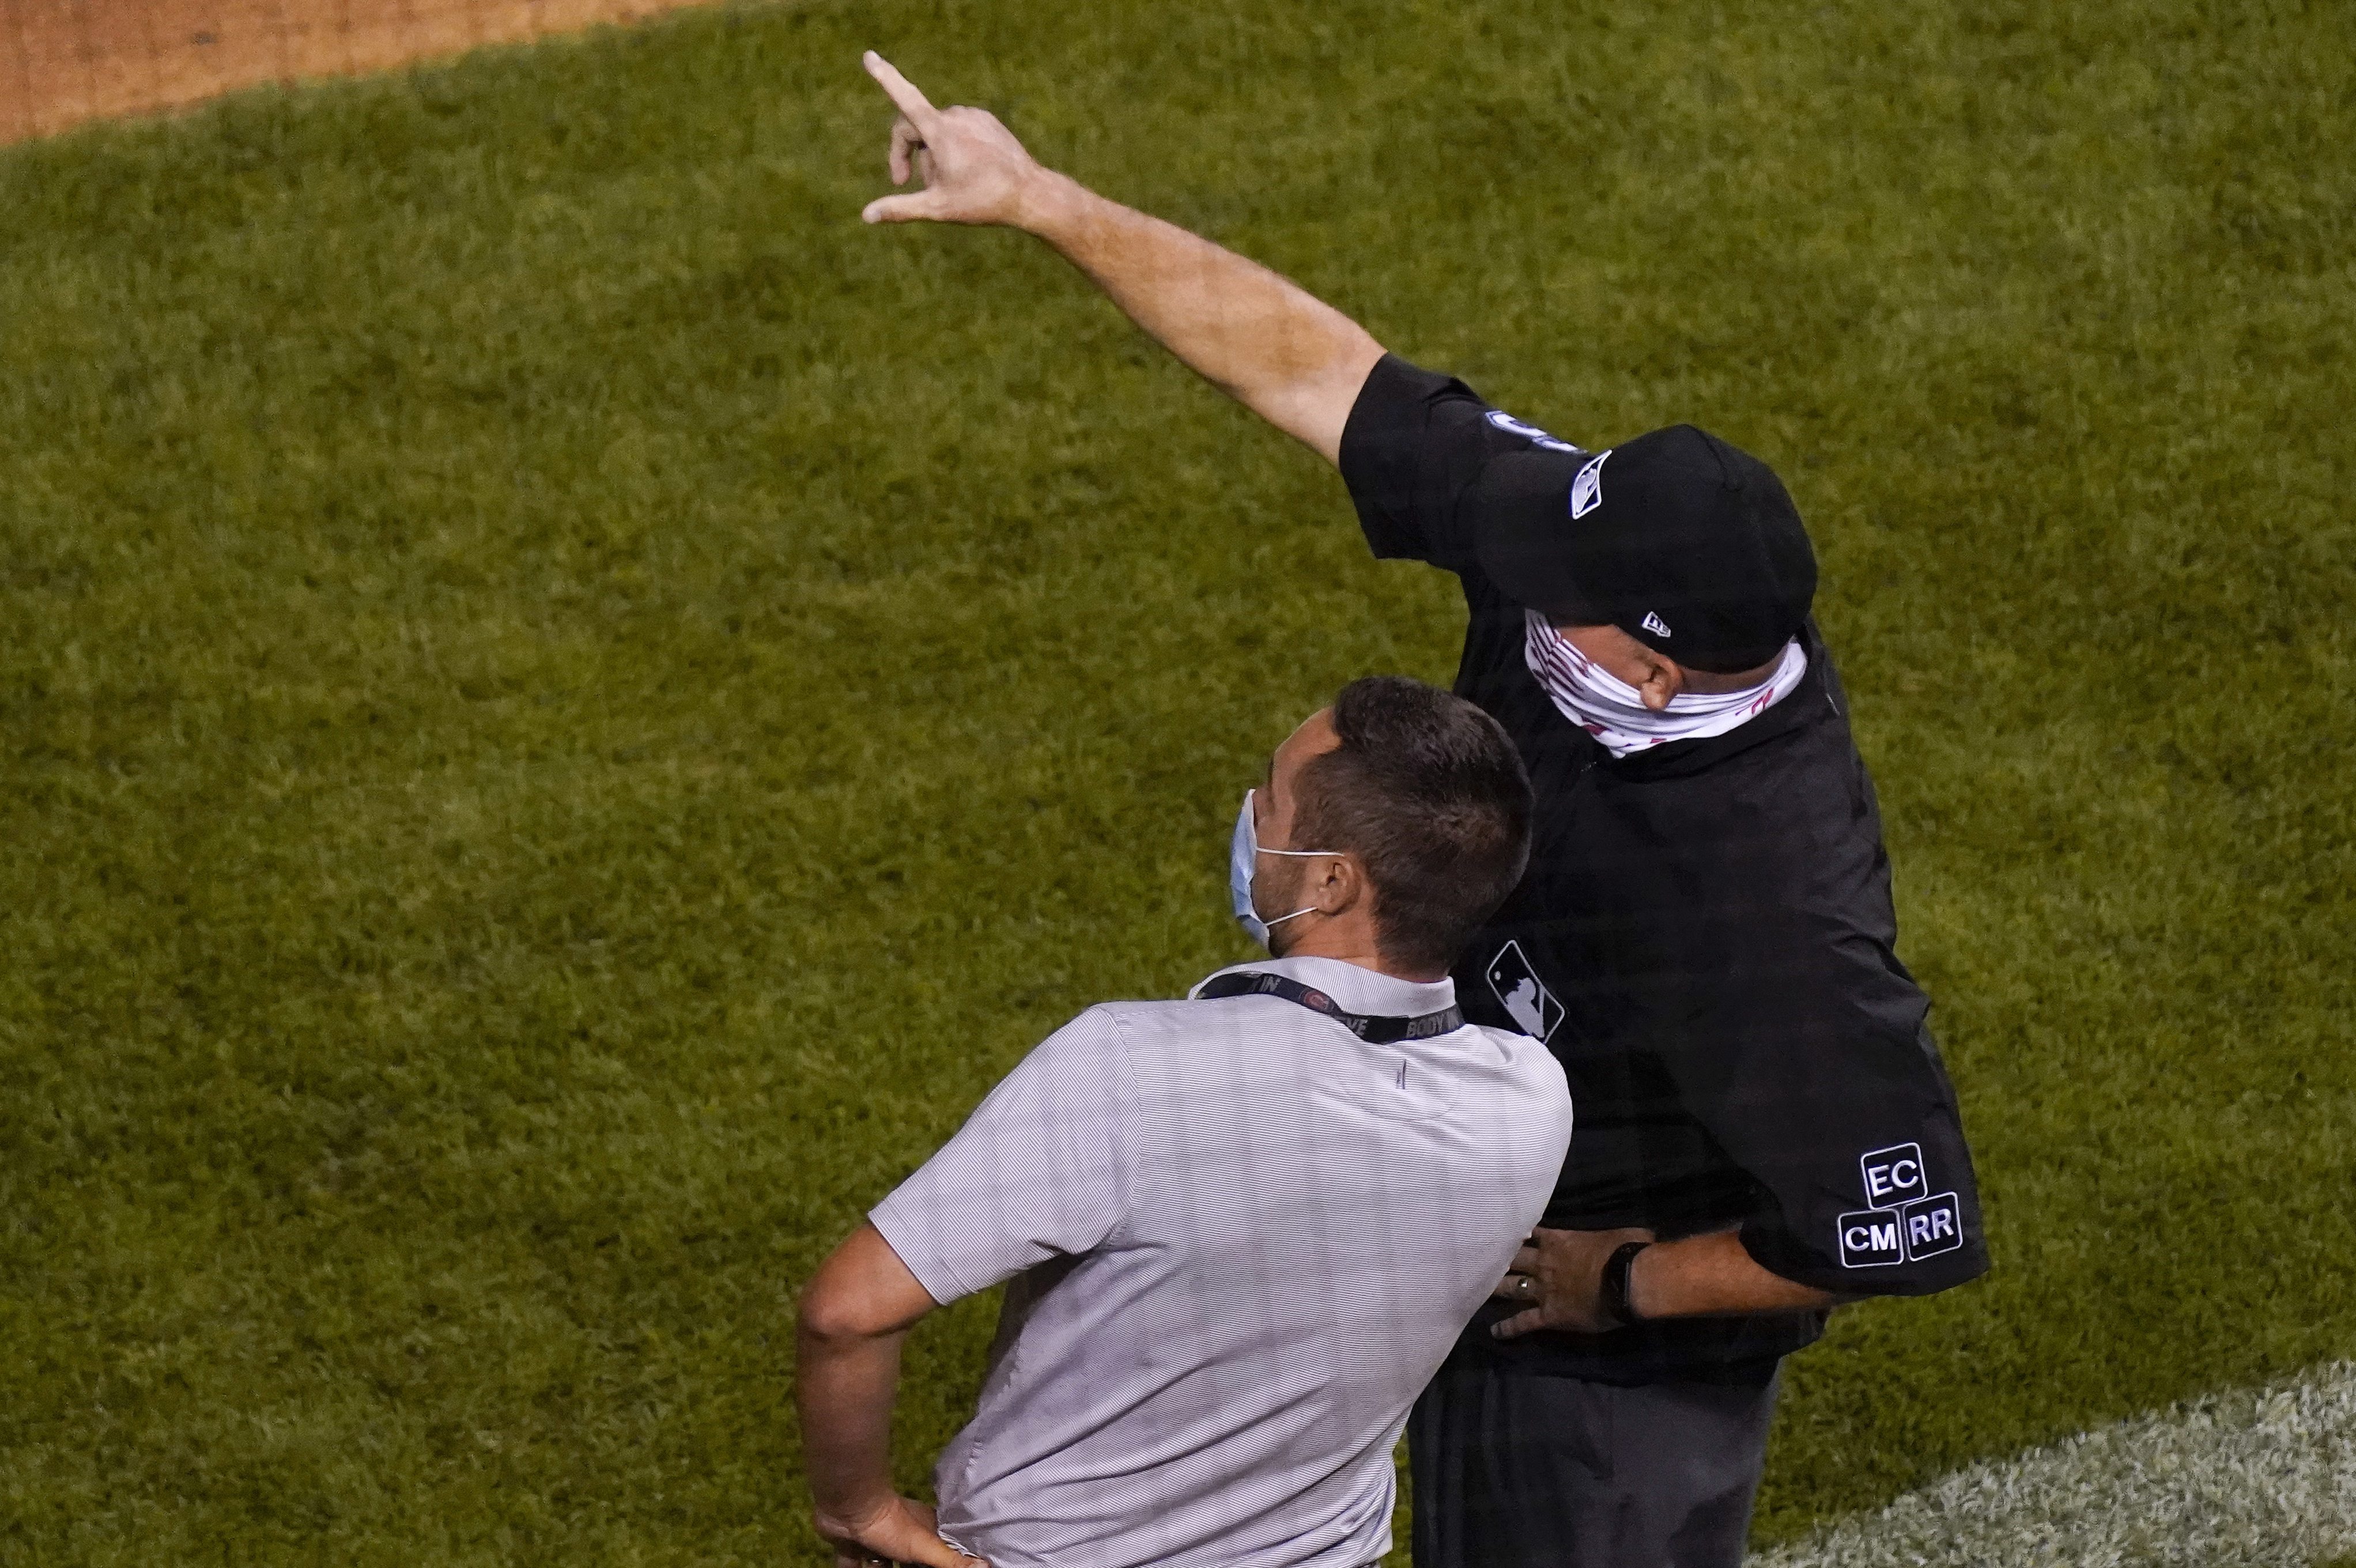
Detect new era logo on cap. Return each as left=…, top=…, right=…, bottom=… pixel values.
left=1640, top=611, right=1672, bottom=638
left=1569, top=451, right=1610, bottom=519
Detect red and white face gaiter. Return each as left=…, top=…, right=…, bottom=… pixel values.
left=1521, top=609, right=1808, bottom=760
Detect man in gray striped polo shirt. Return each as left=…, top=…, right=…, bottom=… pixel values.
left=797, top=676, right=1575, bottom=1568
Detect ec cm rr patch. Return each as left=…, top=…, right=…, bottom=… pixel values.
left=1840, top=1141, right=1962, bottom=1267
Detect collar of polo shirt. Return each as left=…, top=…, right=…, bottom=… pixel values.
left=1189, top=953, right=1458, bottom=1019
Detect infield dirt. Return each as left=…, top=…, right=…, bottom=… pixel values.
left=3, top=0, right=705, bottom=142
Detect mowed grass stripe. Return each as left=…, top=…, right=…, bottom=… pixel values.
left=2, top=0, right=2352, bottom=1561
left=1758, top=1363, right=2356, bottom=1567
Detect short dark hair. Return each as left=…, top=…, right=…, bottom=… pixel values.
left=1291, top=675, right=1533, bottom=975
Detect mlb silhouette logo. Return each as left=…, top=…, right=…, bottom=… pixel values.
left=1901, top=1192, right=1964, bottom=1261
left=1569, top=450, right=1610, bottom=518
left=1859, top=1143, right=1927, bottom=1208
left=1482, top=409, right=1579, bottom=454
left=1485, top=940, right=1562, bottom=1043
left=1837, top=1208, right=1905, bottom=1268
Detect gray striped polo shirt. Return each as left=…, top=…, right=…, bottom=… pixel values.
left=871, top=954, right=1574, bottom=1568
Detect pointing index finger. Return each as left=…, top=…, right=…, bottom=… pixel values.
left=862, top=51, right=940, bottom=131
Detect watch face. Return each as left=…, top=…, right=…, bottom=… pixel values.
left=1604, top=1240, right=1648, bottom=1325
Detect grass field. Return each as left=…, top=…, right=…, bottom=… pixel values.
left=3, top=0, right=2353, bottom=1561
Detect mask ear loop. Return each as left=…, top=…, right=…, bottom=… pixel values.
left=1240, top=787, right=1345, bottom=931
left=1256, top=847, right=1345, bottom=930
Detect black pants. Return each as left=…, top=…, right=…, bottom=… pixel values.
left=1406, top=1362, right=1780, bottom=1568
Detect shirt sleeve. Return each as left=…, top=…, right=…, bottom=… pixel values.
left=869, top=1006, right=1139, bottom=1306
left=1338, top=353, right=1591, bottom=577
left=1657, top=923, right=1991, bottom=1298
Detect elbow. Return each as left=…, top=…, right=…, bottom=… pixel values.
left=796, top=1281, right=885, bottom=1346
left=798, top=1266, right=931, bottom=1344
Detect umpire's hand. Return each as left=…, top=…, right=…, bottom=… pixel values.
left=860, top=52, right=1045, bottom=228
left=1491, top=1226, right=1656, bottom=1339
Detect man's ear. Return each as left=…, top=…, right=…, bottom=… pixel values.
left=1315, top=854, right=1367, bottom=916
left=1633, top=651, right=1686, bottom=713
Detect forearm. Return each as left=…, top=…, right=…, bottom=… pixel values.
left=1630, top=1231, right=1842, bottom=1318
left=794, top=1324, right=908, bottom=1532
left=1015, top=171, right=1384, bottom=463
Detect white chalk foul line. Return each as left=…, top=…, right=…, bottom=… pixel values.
left=1758, top=1362, right=2356, bottom=1568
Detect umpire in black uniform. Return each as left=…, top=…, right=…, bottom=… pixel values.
left=856, top=53, right=1990, bottom=1567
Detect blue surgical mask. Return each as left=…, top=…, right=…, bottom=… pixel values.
left=1229, top=788, right=1338, bottom=951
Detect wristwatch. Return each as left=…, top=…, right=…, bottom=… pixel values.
left=1599, top=1240, right=1651, bottom=1327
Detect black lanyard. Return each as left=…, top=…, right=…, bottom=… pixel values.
left=1195, top=971, right=1464, bottom=1045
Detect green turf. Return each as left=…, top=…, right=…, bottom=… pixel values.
left=2, top=0, right=2351, bottom=1561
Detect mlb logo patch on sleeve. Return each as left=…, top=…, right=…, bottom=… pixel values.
left=1482, top=409, right=1581, bottom=454
left=1837, top=1208, right=1906, bottom=1268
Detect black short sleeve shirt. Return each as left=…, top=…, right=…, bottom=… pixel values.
left=1341, top=354, right=1990, bottom=1382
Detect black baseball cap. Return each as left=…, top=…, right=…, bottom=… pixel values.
left=1470, top=424, right=1817, bottom=673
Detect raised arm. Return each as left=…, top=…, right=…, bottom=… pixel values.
left=859, top=52, right=1385, bottom=466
